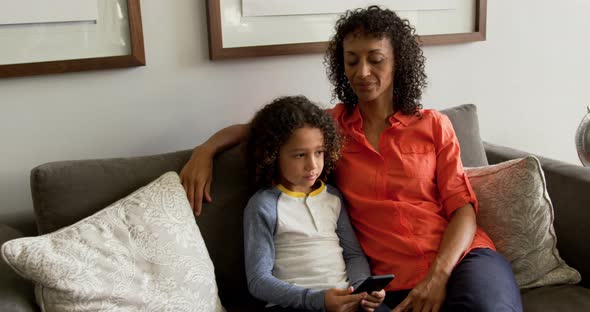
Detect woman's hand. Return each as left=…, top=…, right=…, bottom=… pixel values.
left=325, top=287, right=366, bottom=312
left=392, top=271, right=448, bottom=312
left=392, top=204, right=477, bottom=311
left=360, top=289, right=385, bottom=312
left=180, top=145, right=215, bottom=216
left=179, top=123, right=250, bottom=215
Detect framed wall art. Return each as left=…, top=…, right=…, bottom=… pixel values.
left=0, top=0, right=145, bottom=78
left=207, top=0, right=486, bottom=60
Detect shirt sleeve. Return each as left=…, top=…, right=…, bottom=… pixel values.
left=330, top=186, right=371, bottom=289
left=433, top=113, right=478, bottom=219
left=243, top=190, right=326, bottom=311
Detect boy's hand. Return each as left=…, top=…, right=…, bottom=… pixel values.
left=360, top=289, right=386, bottom=312
left=325, top=286, right=366, bottom=312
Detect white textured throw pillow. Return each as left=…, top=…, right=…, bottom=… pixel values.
left=466, top=156, right=581, bottom=289
left=1, top=172, right=225, bottom=312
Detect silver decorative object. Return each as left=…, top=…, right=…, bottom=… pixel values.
left=575, top=105, right=590, bottom=166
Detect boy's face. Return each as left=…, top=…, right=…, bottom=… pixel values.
left=278, top=126, right=325, bottom=194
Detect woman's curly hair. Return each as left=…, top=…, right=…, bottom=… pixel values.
left=247, top=96, right=341, bottom=189
left=324, top=6, right=427, bottom=115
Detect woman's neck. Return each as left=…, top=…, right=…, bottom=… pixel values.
left=358, top=98, right=394, bottom=125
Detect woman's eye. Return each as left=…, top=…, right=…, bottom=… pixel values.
left=345, top=61, right=358, bottom=66
left=370, top=59, right=384, bottom=64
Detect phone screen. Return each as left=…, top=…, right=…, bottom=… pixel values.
left=353, top=274, right=395, bottom=294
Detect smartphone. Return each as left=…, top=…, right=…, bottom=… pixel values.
left=352, top=274, right=395, bottom=294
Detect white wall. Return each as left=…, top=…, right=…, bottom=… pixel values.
left=1, top=0, right=589, bottom=233
left=424, top=0, right=590, bottom=165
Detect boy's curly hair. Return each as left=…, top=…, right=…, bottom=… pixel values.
left=247, top=96, right=341, bottom=189
left=324, top=6, right=427, bottom=115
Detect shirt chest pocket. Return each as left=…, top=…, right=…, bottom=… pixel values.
left=399, top=143, right=437, bottom=178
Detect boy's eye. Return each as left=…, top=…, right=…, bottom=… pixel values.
left=294, top=153, right=305, bottom=158
left=315, top=150, right=324, bottom=156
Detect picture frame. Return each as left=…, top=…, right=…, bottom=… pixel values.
left=0, top=0, right=145, bottom=78
left=207, top=0, right=487, bottom=60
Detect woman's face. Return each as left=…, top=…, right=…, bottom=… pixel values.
left=343, top=32, right=395, bottom=105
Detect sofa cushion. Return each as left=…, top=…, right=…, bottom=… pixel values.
left=30, top=147, right=263, bottom=309
left=484, top=141, right=590, bottom=287
left=440, top=104, right=489, bottom=167
left=4, top=172, right=224, bottom=311
left=466, top=156, right=581, bottom=288
left=521, top=285, right=590, bottom=311
left=0, top=225, right=37, bottom=312
left=197, top=144, right=264, bottom=309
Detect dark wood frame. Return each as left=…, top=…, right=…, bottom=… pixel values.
left=0, top=0, right=145, bottom=78
left=207, top=0, right=486, bottom=60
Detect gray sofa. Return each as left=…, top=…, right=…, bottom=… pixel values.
left=1, top=104, right=590, bottom=311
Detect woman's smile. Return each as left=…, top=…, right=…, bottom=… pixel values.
left=355, top=81, right=377, bottom=91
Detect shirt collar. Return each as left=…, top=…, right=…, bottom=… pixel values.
left=389, top=110, right=418, bottom=127
left=277, top=181, right=326, bottom=198
left=343, top=105, right=419, bottom=129
left=339, top=104, right=362, bottom=129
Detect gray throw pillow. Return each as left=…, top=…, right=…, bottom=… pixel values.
left=466, top=156, right=581, bottom=288
left=440, top=104, right=488, bottom=167
left=1, top=172, right=225, bottom=311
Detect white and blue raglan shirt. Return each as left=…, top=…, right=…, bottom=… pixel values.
left=243, top=182, right=371, bottom=311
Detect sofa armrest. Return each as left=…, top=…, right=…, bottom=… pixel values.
left=0, top=225, right=38, bottom=312
left=484, top=142, right=590, bottom=287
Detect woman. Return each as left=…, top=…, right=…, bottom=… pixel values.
left=181, top=6, right=522, bottom=312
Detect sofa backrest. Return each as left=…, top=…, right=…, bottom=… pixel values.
left=30, top=104, right=487, bottom=310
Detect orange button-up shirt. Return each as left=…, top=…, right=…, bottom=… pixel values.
left=328, top=104, right=495, bottom=291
